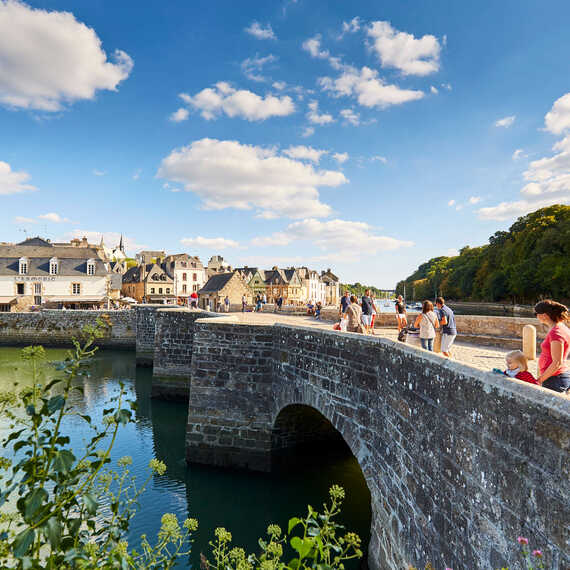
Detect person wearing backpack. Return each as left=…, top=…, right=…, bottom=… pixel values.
left=414, top=300, right=439, bottom=351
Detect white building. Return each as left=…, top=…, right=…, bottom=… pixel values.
left=297, top=267, right=327, bottom=305
left=206, top=255, right=231, bottom=277
left=0, top=237, right=111, bottom=311
left=164, top=253, right=206, bottom=302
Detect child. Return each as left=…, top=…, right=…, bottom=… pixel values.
left=502, top=350, right=539, bottom=385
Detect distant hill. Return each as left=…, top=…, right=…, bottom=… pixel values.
left=396, top=204, right=570, bottom=304
left=340, top=283, right=394, bottom=299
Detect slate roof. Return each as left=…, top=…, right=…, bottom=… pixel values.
left=0, top=242, right=102, bottom=260
left=0, top=256, right=108, bottom=277
left=199, top=272, right=236, bottom=293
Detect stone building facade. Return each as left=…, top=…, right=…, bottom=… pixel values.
left=198, top=271, right=252, bottom=311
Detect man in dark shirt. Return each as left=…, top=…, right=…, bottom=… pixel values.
left=435, top=296, right=457, bottom=357
left=361, top=290, right=373, bottom=334
left=340, top=291, right=351, bottom=314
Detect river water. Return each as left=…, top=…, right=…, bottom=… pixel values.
left=0, top=347, right=371, bottom=567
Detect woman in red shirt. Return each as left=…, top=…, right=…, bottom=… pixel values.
left=534, top=300, right=570, bottom=393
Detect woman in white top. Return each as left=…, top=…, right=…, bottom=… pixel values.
left=414, top=300, right=439, bottom=351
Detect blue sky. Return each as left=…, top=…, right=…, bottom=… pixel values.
left=1, top=0, right=569, bottom=287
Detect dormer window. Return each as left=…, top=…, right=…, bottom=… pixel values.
left=86, top=259, right=95, bottom=276
left=19, top=257, right=28, bottom=275
left=49, top=257, right=58, bottom=275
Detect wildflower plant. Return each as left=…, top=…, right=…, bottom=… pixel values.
left=0, top=319, right=363, bottom=569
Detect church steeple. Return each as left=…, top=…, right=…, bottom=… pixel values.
left=119, top=234, right=124, bottom=253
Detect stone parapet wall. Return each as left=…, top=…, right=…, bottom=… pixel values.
left=176, top=318, right=569, bottom=570
left=186, top=318, right=275, bottom=471
left=0, top=310, right=135, bottom=348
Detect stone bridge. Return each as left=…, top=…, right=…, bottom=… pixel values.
left=146, top=308, right=569, bottom=570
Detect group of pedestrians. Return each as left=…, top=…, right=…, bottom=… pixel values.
left=339, top=290, right=379, bottom=335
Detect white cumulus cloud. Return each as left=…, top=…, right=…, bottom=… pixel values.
left=333, top=152, right=349, bottom=164
left=367, top=21, right=441, bottom=76
left=430, top=85, right=439, bottom=94
left=180, top=236, right=240, bottom=250
left=371, top=155, right=387, bottom=164
left=178, top=82, right=294, bottom=121
left=241, top=54, right=277, bottom=82
left=512, top=149, right=525, bottom=161
left=302, top=34, right=330, bottom=59
left=494, top=115, right=516, bottom=128
left=306, top=100, right=334, bottom=124
left=14, top=216, right=36, bottom=224
left=0, top=0, right=132, bottom=111
left=0, top=161, right=37, bottom=195
left=38, top=212, right=70, bottom=223
left=468, top=196, right=481, bottom=205
left=447, top=199, right=455, bottom=207
left=283, top=145, right=328, bottom=163
left=544, top=92, right=570, bottom=135
left=339, top=17, right=361, bottom=37
left=169, top=108, right=189, bottom=122
left=319, top=66, right=424, bottom=109
left=253, top=218, right=414, bottom=254
left=157, top=138, right=348, bottom=219
left=479, top=93, right=570, bottom=220
left=340, top=108, right=360, bottom=126
left=245, top=21, right=276, bottom=40
left=301, top=126, right=315, bottom=138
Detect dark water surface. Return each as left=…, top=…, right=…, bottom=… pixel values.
left=0, top=348, right=371, bottom=567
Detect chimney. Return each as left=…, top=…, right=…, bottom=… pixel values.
left=81, top=236, right=88, bottom=247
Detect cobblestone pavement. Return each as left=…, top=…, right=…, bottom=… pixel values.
left=221, top=310, right=536, bottom=375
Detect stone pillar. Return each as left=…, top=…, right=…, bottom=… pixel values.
left=151, top=308, right=221, bottom=400
left=186, top=318, right=275, bottom=471
left=522, top=324, right=536, bottom=360
left=134, top=304, right=179, bottom=367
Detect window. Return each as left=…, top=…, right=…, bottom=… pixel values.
left=159, top=288, right=163, bottom=294
left=72, top=283, right=81, bottom=295
left=182, top=284, right=187, bottom=293
left=193, top=273, right=197, bottom=281
left=182, top=273, right=187, bottom=281
left=34, top=296, right=42, bottom=305
left=34, top=283, right=41, bottom=295
left=19, top=258, right=28, bottom=275
left=17, top=283, right=25, bottom=295
left=49, top=257, right=58, bottom=275
left=193, top=284, right=198, bottom=292
left=87, top=264, right=95, bottom=275
left=166, top=288, right=170, bottom=294
left=181, top=262, right=187, bottom=267
left=150, top=288, right=155, bottom=294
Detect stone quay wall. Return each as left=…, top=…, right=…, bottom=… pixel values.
left=151, top=308, right=221, bottom=400
left=318, top=308, right=545, bottom=348
left=0, top=310, right=135, bottom=348
left=173, top=316, right=569, bottom=570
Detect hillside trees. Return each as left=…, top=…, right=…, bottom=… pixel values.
left=396, top=205, right=570, bottom=304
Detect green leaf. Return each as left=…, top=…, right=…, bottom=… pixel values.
left=44, top=378, right=63, bottom=391
left=290, top=536, right=315, bottom=559
left=24, top=488, right=48, bottom=519
left=53, top=450, right=75, bottom=474
left=288, top=558, right=300, bottom=569
left=69, top=517, right=81, bottom=536
left=47, top=395, right=65, bottom=414
left=43, top=517, right=61, bottom=548
left=288, top=516, right=303, bottom=534
left=25, top=405, right=36, bottom=416
left=115, top=409, right=132, bottom=426
left=13, top=528, right=35, bottom=558
left=83, top=493, right=98, bottom=515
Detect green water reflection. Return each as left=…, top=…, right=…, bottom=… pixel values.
left=0, top=348, right=371, bottom=567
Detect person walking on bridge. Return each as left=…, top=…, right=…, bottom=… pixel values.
left=340, top=291, right=351, bottom=316
left=361, top=289, right=374, bottom=334
left=395, top=295, right=407, bottom=332
left=435, top=297, right=456, bottom=358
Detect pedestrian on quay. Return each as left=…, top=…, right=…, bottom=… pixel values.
left=395, top=295, right=407, bottom=332
left=435, top=297, right=456, bottom=358
left=315, top=301, right=322, bottom=320
left=256, top=294, right=263, bottom=312
left=224, top=295, right=230, bottom=312
left=340, top=291, right=351, bottom=316
left=534, top=300, right=570, bottom=393
left=370, top=294, right=378, bottom=335
left=414, top=300, right=439, bottom=351
left=344, top=295, right=364, bottom=333
left=241, top=294, right=247, bottom=312
left=361, top=289, right=374, bottom=334
left=275, top=296, right=283, bottom=312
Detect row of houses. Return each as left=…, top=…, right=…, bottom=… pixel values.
left=0, top=237, right=339, bottom=312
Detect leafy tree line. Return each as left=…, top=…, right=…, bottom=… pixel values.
left=340, top=283, right=394, bottom=299
left=396, top=205, right=570, bottom=304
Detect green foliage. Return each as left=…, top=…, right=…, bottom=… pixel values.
left=0, top=323, right=363, bottom=569
left=340, top=283, right=392, bottom=299
left=396, top=205, right=570, bottom=304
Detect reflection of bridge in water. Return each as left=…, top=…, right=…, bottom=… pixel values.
left=143, top=307, right=569, bottom=570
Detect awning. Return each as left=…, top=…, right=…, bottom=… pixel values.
left=0, top=297, right=17, bottom=304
